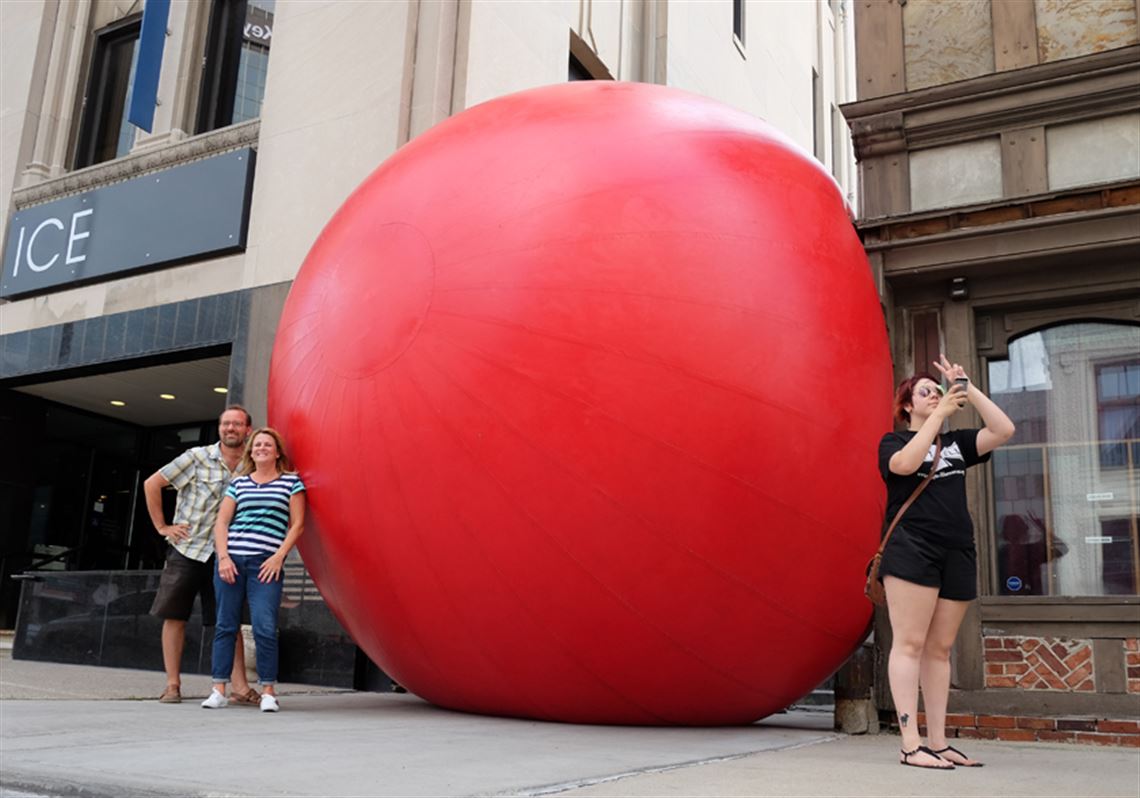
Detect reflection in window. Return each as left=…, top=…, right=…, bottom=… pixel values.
left=1097, top=361, right=1140, bottom=468
left=197, top=0, right=274, bottom=133
left=989, top=322, right=1140, bottom=598
left=232, top=0, right=274, bottom=123
left=75, top=19, right=141, bottom=168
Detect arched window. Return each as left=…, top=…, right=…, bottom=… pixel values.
left=988, top=321, right=1140, bottom=597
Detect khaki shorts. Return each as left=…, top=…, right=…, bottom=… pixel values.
left=149, top=547, right=216, bottom=625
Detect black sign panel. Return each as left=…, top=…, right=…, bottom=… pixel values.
left=1, top=148, right=255, bottom=300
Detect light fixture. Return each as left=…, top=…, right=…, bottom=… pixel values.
left=159, top=393, right=176, bottom=400
left=110, top=400, right=126, bottom=407
left=949, top=276, right=968, bottom=301
left=213, top=386, right=228, bottom=394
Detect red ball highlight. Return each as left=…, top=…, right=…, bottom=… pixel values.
left=269, top=82, right=892, bottom=725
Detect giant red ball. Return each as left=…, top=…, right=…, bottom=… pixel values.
left=269, top=82, right=892, bottom=725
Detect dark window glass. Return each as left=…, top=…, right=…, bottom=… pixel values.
left=812, top=69, right=823, bottom=161
left=569, top=53, right=593, bottom=81
left=197, top=0, right=274, bottom=133
left=75, top=18, right=141, bottom=169
left=989, top=322, right=1140, bottom=597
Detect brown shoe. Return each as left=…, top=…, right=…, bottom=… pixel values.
left=159, top=685, right=182, bottom=704
left=229, top=686, right=261, bottom=706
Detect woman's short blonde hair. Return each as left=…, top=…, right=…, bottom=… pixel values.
left=237, top=427, right=295, bottom=476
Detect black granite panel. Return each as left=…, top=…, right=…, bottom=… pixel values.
left=1, top=290, right=246, bottom=380
left=56, top=323, right=77, bottom=366
left=140, top=306, right=160, bottom=352
left=123, top=308, right=145, bottom=356
left=174, top=299, right=199, bottom=345
left=155, top=303, right=177, bottom=350
left=277, top=599, right=358, bottom=688
left=1, top=331, right=30, bottom=376
left=13, top=568, right=365, bottom=689
left=27, top=327, right=53, bottom=372
left=196, top=296, right=218, bottom=343
left=81, top=316, right=106, bottom=362
left=103, top=313, right=126, bottom=360
left=214, top=292, right=238, bottom=340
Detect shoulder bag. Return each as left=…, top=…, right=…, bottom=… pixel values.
left=865, top=435, right=942, bottom=606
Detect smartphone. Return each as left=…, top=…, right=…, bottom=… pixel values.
left=954, top=376, right=969, bottom=392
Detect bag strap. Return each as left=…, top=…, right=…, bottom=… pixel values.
left=875, top=435, right=942, bottom=559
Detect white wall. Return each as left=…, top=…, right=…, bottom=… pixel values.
left=0, top=0, right=53, bottom=236
left=1, top=0, right=859, bottom=333
left=240, top=0, right=413, bottom=289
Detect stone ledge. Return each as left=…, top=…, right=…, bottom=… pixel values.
left=13, top=120, right=260, bottom=210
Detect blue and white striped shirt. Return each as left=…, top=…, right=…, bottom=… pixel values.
left=224, top=473, right=306, bottom=557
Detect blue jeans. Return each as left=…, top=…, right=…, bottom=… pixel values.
left=211, top=554, right=283, bottom=684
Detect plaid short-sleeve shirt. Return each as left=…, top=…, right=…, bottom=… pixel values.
left=159, top=443, right=237, bottom=562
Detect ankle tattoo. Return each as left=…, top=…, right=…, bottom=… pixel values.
left=899, top=713, right=910, bottom=728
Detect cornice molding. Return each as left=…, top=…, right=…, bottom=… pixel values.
left=858, top=178, right=1140, bottom=242
left=842, top=45, right=1140, bottom=160
left=13, top=120, right=260, bottom=210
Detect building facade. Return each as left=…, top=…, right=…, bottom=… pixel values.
left=0, top=0, right=857, bottom=686
left=843, top=0, right=1140, bottom=743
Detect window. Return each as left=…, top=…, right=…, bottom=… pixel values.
left=989, top=322, right=1140, bottom=597
left=197, top=0, right=275, bottom=133
left=831, top=104, right=844, bottom=180
left=569, top=54, right=593, bottom=82
left=812, top=70, right=823, bottom=162
left=733, top=0, right=745, bottom=45
left=1096, top=360, right=1140, bottom=468
left=567, top=32, right=614, bottom=81
left=75, top=17, right=141, bottom=169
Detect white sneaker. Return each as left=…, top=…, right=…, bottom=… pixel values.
left=200, top=689, right=228, bottom=709
left=259, top=693, right=279, bottom=713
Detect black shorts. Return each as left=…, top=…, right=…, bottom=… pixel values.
left=150, top=547, right=216, bottom=624
left=878, top=526, right=977, bottom=601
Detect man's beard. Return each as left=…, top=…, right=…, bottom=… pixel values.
left=220, top=433, right=245, bottom=448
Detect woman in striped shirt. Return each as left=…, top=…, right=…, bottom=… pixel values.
left=202, top=427, right=306, bottom=712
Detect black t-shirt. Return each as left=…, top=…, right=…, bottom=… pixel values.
left=878, top=428, right=991, bottom=548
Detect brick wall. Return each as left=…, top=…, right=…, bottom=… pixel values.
left=983, top=635, right=1140, bottom=694
left=983, top=635, right=1095, bottom=691
left=875, top=635, right=1140, bottom=746
left=905, top=712, right=1140, bottom=747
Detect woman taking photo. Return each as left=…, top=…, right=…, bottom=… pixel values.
left=878, top=355, right=1015, bottom=769
left=202, top=428, right=306, bottom=713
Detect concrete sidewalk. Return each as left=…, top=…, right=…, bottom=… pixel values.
left=1, top=655, right=1137, bottom=798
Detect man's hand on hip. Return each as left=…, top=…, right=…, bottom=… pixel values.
left=158, top=523, right=190, bottom=542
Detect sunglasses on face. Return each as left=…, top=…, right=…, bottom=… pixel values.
left=914, top=385, right=944, bottom=399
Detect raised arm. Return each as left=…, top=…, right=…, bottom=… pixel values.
left=932, top=354, right=1015, bottom=456
left=969, top=385, right=1016, bottom=455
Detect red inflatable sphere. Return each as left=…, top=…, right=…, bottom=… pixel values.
left=269, top=81, right=891, bottom=725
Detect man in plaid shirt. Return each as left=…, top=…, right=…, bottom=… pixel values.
left=144, top=405, right=259, bottom=705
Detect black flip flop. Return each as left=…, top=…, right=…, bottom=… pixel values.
left=900, top=745, right=955, bottom=770
left=932, top=745, right=984, bottom=767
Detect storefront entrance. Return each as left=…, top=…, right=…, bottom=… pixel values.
left=0, top=354, right=231, bottom=628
